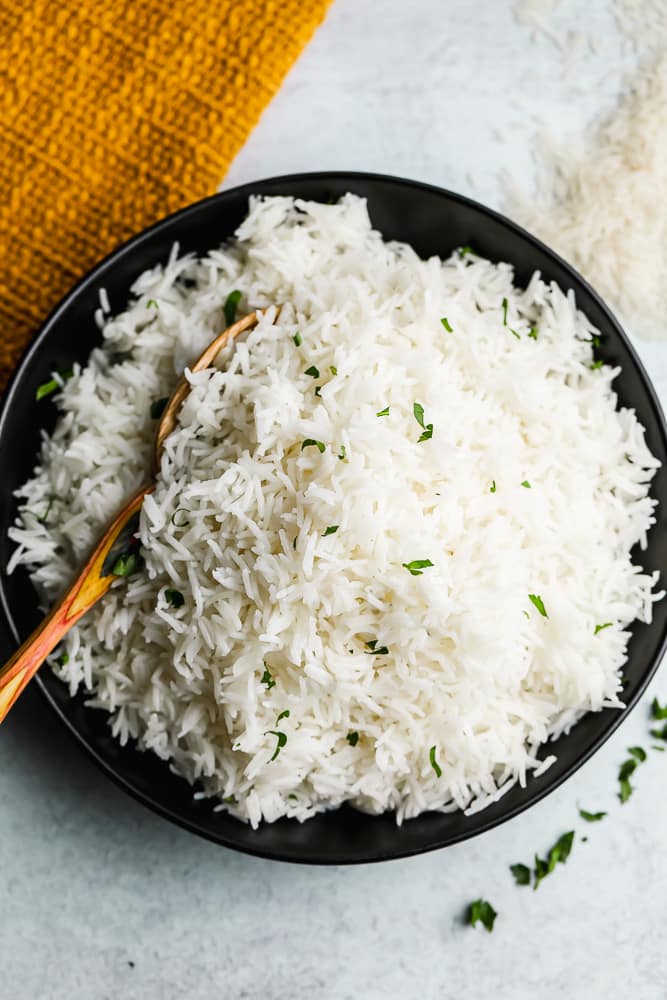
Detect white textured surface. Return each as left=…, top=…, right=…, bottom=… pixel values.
left=2, top=1, right=667, bottom=997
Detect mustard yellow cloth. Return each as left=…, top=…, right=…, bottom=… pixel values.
left=0, top=0, right=330, bottom=388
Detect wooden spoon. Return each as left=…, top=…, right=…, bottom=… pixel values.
left=0, top=309, right=262, bottom=724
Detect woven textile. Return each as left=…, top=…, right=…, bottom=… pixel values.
left=0, top=0, right=330, bottom=387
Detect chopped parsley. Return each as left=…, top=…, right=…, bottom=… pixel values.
left=651, top=697, right=667, bottom=720
left=650, top=722, right=667, bottom=742
left=36, top=367, right=74, bottom=401
left=501, top=297, right=509, bottom=326
left=322, top=525, right=339, bottom=536
left=376, top=406, right=390, bottom=417
left=591, top=360, right=604, bottom=371
left=594, top=622, right=613, bottom=635
left=146, top=298, right=158, bottom=308
left=150, top=396, right=169, bottom=419
left=223, top=289, right=242, bottom=326
left=618, top=749, right=646, bottom=803
left=301, top=439, right=325, bottom=453
left=171, top=509, right=190, bottom=528
left=314, top=386, right=322, bottom=397
left=265, top=729, right=287, bottom=762
left=402, top=559, right=434, bottom=576
left=276, top=709, right=290, bottom=723
left=521, top=480, right=531, bottom=488
left=533, top=831, right=575, bottom=890
left=330, top=365, right=338, bottom=375
left=364, top=639, right=389, bottom=655
left=468, top=899, right=497, bottom=933
left=429, top=745, right=442, bottom=778
left=413, top=401, right=433, bottom=442
left=528, top=326, right=539, bottom=340
left=528, top=593, right=548, bottom=618
left=346, top=731, right=359, bottom=746
left=579, top=808, right=606, bottom=822
left=293, top=331, right=302, bottom=346
left=338, top=445, right=347, bottom=461
left=223, top=794, right=237, bottom=804
left=111, top=551, right=141, bottom=577
left=305, top=365, right=320, bottom=379
left=459, top=245, right=474, bottom=257
left=261, top=665, right=276, bottom=690
left=165, top=589, right=184, bottom=609
left=510, top=863, right=531, bottom=886
left=510, top=328, right=521, bottom=340
left=55, top=651, right=69, bottom=667
left=489, top=480, right=497, bottom=493
left=441, top=317, right=453, bottom=332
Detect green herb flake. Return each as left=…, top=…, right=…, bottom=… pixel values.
left=330, top=365, right=338, bottom=376
left=346, top=731, right=359, bottom=747
left=594, top=622, right=613, bottom=635
left=146, top=298, right=158, bottom=308
left=265, top=729, right=287, bottom=762
left=301, top=439, right=325, bottom=453
left=628, top=746, right=647, bottom=762
left=429, top=745, right=442, bottom=778
left=579, top=808, right=606, bottom=822
left=293, top=331, right=302, bottom=346
left=305, top=365, right=320, bottom=379
left=261, top=665, right=276, bottom=690
left=364, top=640, right=389, bottom=655
left=528, top=326, right=539, bottom=340
left=111, top=551, right=141, bottom=577
left=322, top=525, right=339, bottom=537
left=412, top=402, right=433, bottom=442
left=36, top=368, right=74, bottom=401
left=468, top=899, right=497, bottom=933
left=501, top=297, right=509, bottom=326
left=223, top=289, right=242, bottom=326
left=376, top=406, right=390, bottom=418
left=534, top=831, right=575, bottom=890
left=165, top=589, right=184, bottom=609
left=403, top=559, right=434, bottom=576
left=651, top=697, right=667, bottom=720
left=150, top=396, right=169, bottom=420
left=650, top=723, right=667, bottom=742
left=618, top=756, right=641, bottom=803
left=510, top=863, right=531, bottom=886
left=338, top=445, right=346, bottom=461
left=413, top=402, right=425, bottom=429
left=510, top=328, right=521, bottom=340
left=653, top=744, right=666, bottom=752
left=314, top=386, right=322, bottom=397
left=56, top=651, right=69, bottom=667
left=276, top=709, right=290, bottom=723
left=489, top=480, right=497, bottom=493
left=459, top=245, right=474, bottom=257
left=528, top=593, right=548, bottom=618
left=591, top=360, right=604, bottom=371
left=521, top=480, right=531, bottom=489
left=441, top=317, right=453, bottom=332
left=223, top=794, right=237, bottom=805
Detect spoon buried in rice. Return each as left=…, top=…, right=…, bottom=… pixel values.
left=0, top=309, right=265, bottom=724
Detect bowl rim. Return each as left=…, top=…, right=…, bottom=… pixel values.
left=2, top=169, right=666, bottom=864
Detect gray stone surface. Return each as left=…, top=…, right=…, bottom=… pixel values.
left=2, top=2, right=667, bottom=997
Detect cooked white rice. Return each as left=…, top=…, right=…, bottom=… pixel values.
left=8, top=195, right=663, bottom=826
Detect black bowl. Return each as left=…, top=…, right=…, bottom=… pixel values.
left=1, top=172, right=666, bottom=864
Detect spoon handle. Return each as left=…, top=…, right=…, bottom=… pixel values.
left=0, top=486, right=151, bottom=724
